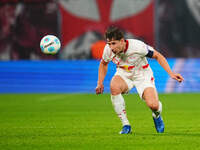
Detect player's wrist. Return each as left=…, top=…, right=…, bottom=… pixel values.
left=97, top=81, right=103, bottom=86
left=168, top=71, right=174, bottom=77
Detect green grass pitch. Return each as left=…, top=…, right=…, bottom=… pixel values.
left=0, top=93, right=200, bottom=150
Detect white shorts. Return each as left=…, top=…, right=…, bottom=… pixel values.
left=115, top=68, right=156, bottom=99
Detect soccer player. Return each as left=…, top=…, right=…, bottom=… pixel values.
left=95, top=26, right=184, bottom=134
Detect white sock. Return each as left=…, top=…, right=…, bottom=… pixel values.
left=152, top=101, right=162, bottom=118
left=111, top=94, right=130, bottom=126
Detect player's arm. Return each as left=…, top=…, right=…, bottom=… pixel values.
left=151, top=50, right=184, bottom=82
left=96, top=59, right=109, bottom=94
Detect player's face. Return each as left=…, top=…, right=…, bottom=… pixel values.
left=107, top=38, right=124, bottom=54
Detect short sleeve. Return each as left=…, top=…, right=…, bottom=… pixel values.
left=146, top=45, right=154, bottom=58
left=102, top=44, right=112, bottom=62
left=134, top=40, right=154, bottom=57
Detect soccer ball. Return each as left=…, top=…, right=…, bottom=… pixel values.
left=40, top=35, right=61, bottom=54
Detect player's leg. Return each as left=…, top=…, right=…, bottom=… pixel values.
left=110, top=75, right=128, bottom=95
left=142, top=87, right=161, bottom=117
left=110, top=75, right=131, bottom=134
left=142, top=87, right=164, bottom=133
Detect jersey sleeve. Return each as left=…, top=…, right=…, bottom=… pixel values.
left=146, top=45, right=154, bottom=58
left=102, top=44, right=112, bottom=62
left=134, top=40, right=154, bottom=57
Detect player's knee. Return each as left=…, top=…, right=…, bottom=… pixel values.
left=110, top=83, right=121, bottom=95
left=151, top=103, right=159, bottom=111
left=147, top=101, right=159, bottom=111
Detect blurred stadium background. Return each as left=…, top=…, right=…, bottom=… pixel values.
left=0, top=0, right=199, bottom=93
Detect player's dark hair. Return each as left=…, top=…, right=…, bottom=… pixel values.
left=105, top=26, right=124, bottom=40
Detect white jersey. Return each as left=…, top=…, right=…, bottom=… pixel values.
left=102, top=39, right=156, bottom=98
left=102, top=39, right=154, bottom=78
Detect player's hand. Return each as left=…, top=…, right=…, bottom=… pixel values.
left=170, top=73, right=184, bottom=83
left=95, top=83, right=104, bottom=94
